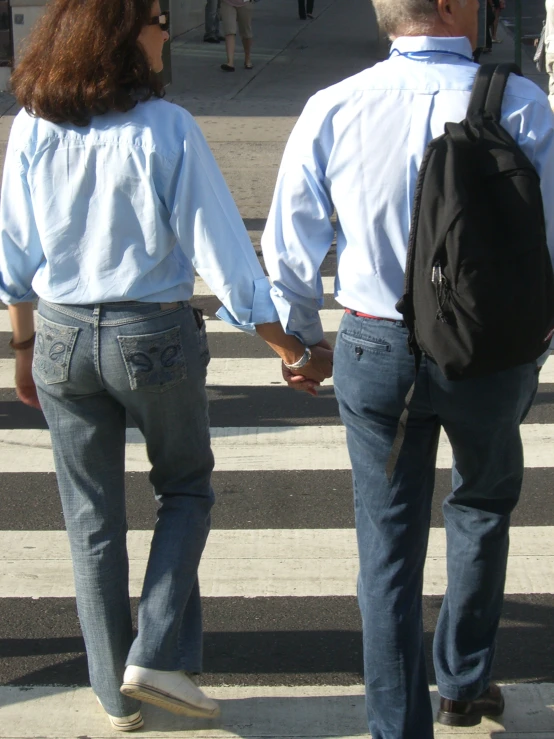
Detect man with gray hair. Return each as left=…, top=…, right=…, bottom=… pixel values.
left=261, top=0, right=554, bottom=737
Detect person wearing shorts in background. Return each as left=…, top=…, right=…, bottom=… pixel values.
left=491, top=0, right=504, bottom=43
left=220, top=0, right=253, bottom=71
left=546, top=0, right=554, bottom=111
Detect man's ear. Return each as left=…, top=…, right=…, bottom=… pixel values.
left=436, top=0, right=457, bottom=26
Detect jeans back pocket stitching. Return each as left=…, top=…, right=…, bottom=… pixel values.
left=340, top=332, right=391, bottom=353
left=33, top=316, right=80, bottom=385
left=117, top=326, right=187, bottom=393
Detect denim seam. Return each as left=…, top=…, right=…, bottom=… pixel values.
left=98, top=308, right=183, bottom=326
left=93, top=307, right=102, bottom=384
left=41, top=302, right=96, bottom=324
left=40, top=301, right=187, bottom=326
left=437, top=678, right=487, bottom=702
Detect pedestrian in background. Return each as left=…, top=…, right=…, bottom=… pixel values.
left=261, top=0, right=554, bottom=737
left=546, top=0, right=554, bottom=110
left=298, top=0, right=315, bottom=20
left=491, top=0, right=504, bottom=43
left=204, top=0, right=222, bottom=43
left=0, top=0, right=332, bottom=732
left=483, top=0, right=495, bottom=52
left=220, top=0, right=254, bottom=71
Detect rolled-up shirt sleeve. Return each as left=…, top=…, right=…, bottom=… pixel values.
left=165, top=118, right=277, bottom=333
left=0, top=134, right=43, bottom=304
left=261, top=95, right=335, bottom=346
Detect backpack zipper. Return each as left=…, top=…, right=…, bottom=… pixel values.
left=431, top=262, right=450, bottom=323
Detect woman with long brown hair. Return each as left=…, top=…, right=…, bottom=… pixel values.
left=0, top=0, right=332, bottom=731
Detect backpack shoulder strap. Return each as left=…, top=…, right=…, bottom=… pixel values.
left=467, top=63, right=522, bottom=126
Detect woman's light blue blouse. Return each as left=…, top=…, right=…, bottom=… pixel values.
left=0, top=98, right=277, bottom=333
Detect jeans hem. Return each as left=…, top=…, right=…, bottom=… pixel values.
left=437, top=679, right=488, bottom=702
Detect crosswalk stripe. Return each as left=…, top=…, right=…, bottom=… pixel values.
left=0, top=527, right=551, bottom=598
left=0, top=356, right=551, bottom=388
left=0, top=425, right=550, bottom=473
left=194, top=275, right=336, bottom=296
left=0, top=308, right=343, bottom=334
left=0, top=357, right=331, bottom=388
left=0, top=683, right=553, bottom=737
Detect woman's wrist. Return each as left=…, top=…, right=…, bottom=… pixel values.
left=10, top=333, right=36, bottom=351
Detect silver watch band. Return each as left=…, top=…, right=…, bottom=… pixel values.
left=283, top=346, right=312, bottom=370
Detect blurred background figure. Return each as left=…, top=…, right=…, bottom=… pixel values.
left=546, top=0, right=554, bottom=110
left=483, top=0, right=494, bottom=52
left=220, top=0, right=254, bottom=71
left=298, top=0, right=315, bottom=20
left=491, top=0, right=504, bottom=43
left=204, top=0, right=223, bottom=43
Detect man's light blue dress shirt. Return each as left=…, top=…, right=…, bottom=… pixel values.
left=0, top=98, right=278, bottom=333
left=262, top=36, right=554, bottom=346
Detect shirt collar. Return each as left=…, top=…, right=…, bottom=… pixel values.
left=389, top=36, right=474, bottom=62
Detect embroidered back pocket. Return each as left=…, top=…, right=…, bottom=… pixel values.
left=33, top=315, right=79, bottom=385
left=118, top=326, right=187, bottom=393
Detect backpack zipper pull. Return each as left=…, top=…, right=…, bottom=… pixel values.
left=431, top=262, right=450, bottom=323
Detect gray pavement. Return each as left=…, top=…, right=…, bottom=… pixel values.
left=166, top=0, right=384, bottom=116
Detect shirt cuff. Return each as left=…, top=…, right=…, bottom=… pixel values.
left=0, top=286, right=37, bottom=305
left=270, top=290, right=325, bottom=346
left=215, top=277, right=279, bottom=335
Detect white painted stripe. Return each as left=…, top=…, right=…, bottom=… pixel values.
left=0, top=425, right=551, bottom=473
left=0, top=356, right=552, bottom=389
left=0, top=308, right=342, bottom=334
left=0, top=357, right=332, bottom=388
left=0, top=528, right=552, bottom=598
left=0, top=683, right=553, bottom=737
left=194, top=275, right=336, bottom=296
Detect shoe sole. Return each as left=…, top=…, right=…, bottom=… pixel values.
left=96, top=697, right=144, bottom=732
left=120, top=683, right=220, bottom=719
left=109, top=715, right=145, bottom=732
left=437, top=696, right=505, bottom=727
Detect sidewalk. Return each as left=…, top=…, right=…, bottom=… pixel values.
left=485, top=19, right=549, bottom=94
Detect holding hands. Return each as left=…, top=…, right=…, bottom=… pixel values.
left=255, top=322, right=333, bottom=396
left=282, top=339, right=333, bottom=396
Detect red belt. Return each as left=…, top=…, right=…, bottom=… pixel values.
left=345, top=308, right=398, bottom=323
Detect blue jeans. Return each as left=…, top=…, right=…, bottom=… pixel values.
left=333, top=312, right=539, bottom=739
left=204, top=0, right=220, bottom=38
left=33, top=300, right=214, bottom=718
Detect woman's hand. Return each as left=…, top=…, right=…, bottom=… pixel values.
left=7, top=303, right=40, bottom=408
left=15, top=346, right=40, bottom=409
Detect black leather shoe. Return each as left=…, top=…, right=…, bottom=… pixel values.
left=437, top=683, right=505, bottom=727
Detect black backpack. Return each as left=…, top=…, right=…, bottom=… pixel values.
left=388, top=63, right=554, bottom=477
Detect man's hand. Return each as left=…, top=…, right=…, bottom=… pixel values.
left=282, top=340, right=334, bottom=396
left=255, top=322, right=334, bottom=396
left=15, top=347, right=40, bottom=409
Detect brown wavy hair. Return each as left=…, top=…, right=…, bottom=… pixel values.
left=11, top=0, right=165, bottom=126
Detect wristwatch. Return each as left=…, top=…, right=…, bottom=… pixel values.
left=283, top=346, right=312, bottom=370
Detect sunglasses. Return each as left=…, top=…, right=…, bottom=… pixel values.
left=147, top=11, right=170, bottom=32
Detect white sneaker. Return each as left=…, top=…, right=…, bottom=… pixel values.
left=120, top=665, right=220, bottom=719
left=96, top=697, right=144, bottom=731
